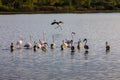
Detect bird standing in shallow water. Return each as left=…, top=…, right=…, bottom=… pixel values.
left=16, top=36, right=23, bottom=49
left=61, top=40, right=68, bottom=50
left=83, top=39, right=89, bottom=51
left=10, top=43, right=14, bottom=52
left=71, top=46, right=75, bottom=52
left=50, top=35, right=55, bottom=49
left=24, top=35, right=33, bottom=49
left=77, top=39, right=82, bottom=50
left=106, top=42, right=110, bottom=52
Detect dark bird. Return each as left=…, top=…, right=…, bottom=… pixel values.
left=51, top=20, right=63, bottom=30
left=106, top=42, right=110, bottom=52
left=83, top=39, right=89, bottom=51
left=10, top=42, right=14, bottom=52
left=50, top=35, right=55, bottom=49
left=71, top=46, right=75, bottom=52
left=51, top=20, right=63, bottom=25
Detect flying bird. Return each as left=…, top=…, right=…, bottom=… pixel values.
left=51, top=20, right=63, bottom=25
left=51, top=20, right=63, bottom=30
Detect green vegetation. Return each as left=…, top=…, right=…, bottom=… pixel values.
left=0, top=0, right=120, bottom=13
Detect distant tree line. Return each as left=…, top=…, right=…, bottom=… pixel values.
left=0, top=0, right=120, bottom=12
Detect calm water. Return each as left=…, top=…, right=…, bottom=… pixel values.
left=0, top=13, right=120, bottom=80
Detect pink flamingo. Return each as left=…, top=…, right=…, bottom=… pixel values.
left=24, top=35, right=33, bottom=49
left=24, top=42, right=32, bottom=49
left=38, top=40, right=47, bottom=51
left=65, top=32, right=75, bottom=47
left=40, top=41, right=46, bottom=47
left=37, top=32, right=47, bottom=51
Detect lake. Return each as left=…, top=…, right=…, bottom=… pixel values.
left=0, top=13, right=120, bottom=80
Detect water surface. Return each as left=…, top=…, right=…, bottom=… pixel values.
left=0, top=13, right=120, bottom=80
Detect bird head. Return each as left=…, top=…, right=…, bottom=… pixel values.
left=83, top=38, right=87, bottom=42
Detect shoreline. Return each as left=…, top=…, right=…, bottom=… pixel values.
left=0, top=10, right=120, bottom=14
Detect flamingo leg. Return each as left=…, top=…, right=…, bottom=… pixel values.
left=55, top=25, right=59, bottom=29
left=60, top=26, right=62, bottom=30
left=55, top=25, right=62, bottom=30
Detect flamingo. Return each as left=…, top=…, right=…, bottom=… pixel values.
left=50, top=35, right=55, bottom=49
left=24, top=42, right=32, bottom=49
left=71, top=32, right=76, bottom=40
left=70, top=32, right=76, bottom=52
left=39, top=32, right=48, bottom=51
left=65, top=32, right=75, bottom=47
left=40, top=41, right=47, bottom=47
left=65, top=39, right=73, bottom=48
left=106, top=42, right=110, bottom=52
left=51, top=20, right=63, bottom=30
left=36, top=40, right=42, bottom=49
left=77, top=39, right=82, bottom=50
left=16, top=36, right=23, bottom=49
left=37, top=41, right=47, bottom=49
left=24, top=35, right=33, bottom=49
left=83, top=38, right=89, bottom=51
left=71, top=45, right=75, bottom=52
left=33, top=42, right=38, bottom=51
left=39, top=40, right=47, bottom=51
left=61, top=40, right=68, bottom=50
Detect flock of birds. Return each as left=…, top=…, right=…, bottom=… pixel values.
left=10, top=35, right=110, bottom=54
left=10, top=20, right=110, bottom=54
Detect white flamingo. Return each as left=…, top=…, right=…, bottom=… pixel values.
left=16, top=36, right=23, bottom=49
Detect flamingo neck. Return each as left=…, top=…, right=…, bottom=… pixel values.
left=84, top=40, right=87, bottom=45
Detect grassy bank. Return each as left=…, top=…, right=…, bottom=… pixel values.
left=0, top=10, right=120, bottom=14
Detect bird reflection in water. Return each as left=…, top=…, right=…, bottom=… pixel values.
left=84, top=50, right=89, bottom=60
left=71, top=52, right=75, bottom=59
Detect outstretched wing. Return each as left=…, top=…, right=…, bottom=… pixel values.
left=51, top=22, right=58, bottom=25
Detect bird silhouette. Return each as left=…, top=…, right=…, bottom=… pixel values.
left=83, top=39, right=89, bottom=51
left=51, top=20, right=63, bottom=30
left=106, top=41, right=110, bottom=52
left=10, top=42, right=14, bottom=52
left=51, top=20, right=63, bottom=25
